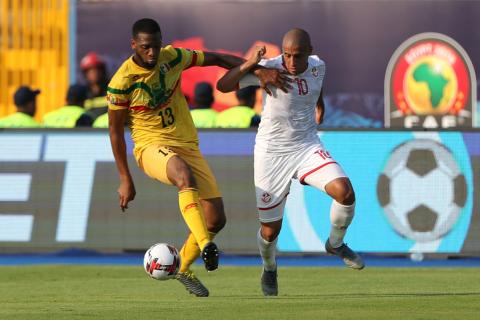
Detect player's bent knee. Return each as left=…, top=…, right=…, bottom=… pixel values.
left=263, top=229, right=280, bottom=242
left=261, top=221, right=282, bottom=242
left=327, top=178, right=355, bottom=205
left=339, top=186, right=355, bottom=205
left=201, top=197, right=226, bottom=233
left=207, top=215, right=226, bottom=233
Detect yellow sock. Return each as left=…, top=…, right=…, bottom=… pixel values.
left=178, top=188, right=210, bottom=250
left=179, top=232, right=216, bottom=273
left=179, top=233, right=199, bottom=273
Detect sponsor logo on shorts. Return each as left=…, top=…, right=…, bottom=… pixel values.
left=311, top=67, right=319, bottom=77
left=261, top=192, right=272, bottom=204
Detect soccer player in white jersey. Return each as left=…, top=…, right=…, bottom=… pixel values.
left=217, top=28, right=364, bottom=296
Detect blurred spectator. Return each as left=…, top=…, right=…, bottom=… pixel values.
left=216, top=86, right=260, bottom=128
left=321, top=99, right=383, bottom=128
left=80, top=52, right=109, bottom=120
left=42, top=84, right=93, bottom=128
left=92, top=112, right=109, bottom=128
left=324, top=93, right=384, bottom=126
left=190, top=82, right=218, bottom=128
left=0, top=86, right=41, bottom=128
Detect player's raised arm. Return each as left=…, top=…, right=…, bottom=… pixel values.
left=108, top=108, right=136, bottom=212
left=202, top=51, right=245, bottom=69
left=216, top=46, right=266, bottom=93
left=316, top=89, right=325, bottom=125
left=203, top=50, right=291, bottom=94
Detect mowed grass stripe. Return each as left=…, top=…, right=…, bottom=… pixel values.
left=0, top=266, right=479, bottom=320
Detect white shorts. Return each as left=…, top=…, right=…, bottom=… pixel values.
left=255, top=142, right=347, bottom=222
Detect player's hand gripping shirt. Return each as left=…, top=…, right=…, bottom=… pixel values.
left=240, top=55, right=326, bottom=154
left=107, top=46, right=204, bottom=160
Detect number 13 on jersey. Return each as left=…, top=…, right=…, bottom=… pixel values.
left=158, top=107, right=175, bottom=128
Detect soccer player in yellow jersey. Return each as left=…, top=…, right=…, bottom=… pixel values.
left=108, top=18, right=290, bottom=297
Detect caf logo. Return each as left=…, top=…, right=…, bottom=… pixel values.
left=385, top=33, right=476, bottom=128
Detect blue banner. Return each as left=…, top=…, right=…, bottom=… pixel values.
left=279, top=131, right=476, bottom=253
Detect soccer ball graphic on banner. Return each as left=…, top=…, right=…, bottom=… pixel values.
left=377, top=139, right=467, bottom=243
left=143, top=243, right=181, bottom=280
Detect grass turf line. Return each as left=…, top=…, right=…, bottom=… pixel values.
left=0, top=266, right=479, bottom=320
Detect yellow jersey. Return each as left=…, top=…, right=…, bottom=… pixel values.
left=107, top=46, right=204, bottom=160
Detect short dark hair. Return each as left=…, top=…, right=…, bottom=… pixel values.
left=132, top=18, right=161, bottom=37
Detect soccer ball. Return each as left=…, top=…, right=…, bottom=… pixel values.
left=377, top=139, right=467, bottom=243
left=143, top=243, right=181, bottom=280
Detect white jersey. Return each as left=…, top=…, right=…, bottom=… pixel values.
left=240, top=55, right=326, bottom=154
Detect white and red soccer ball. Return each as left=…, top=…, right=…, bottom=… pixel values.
left=143, top=243, right=181, bottom=280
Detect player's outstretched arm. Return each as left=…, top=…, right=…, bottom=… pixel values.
left=316, top=89, right=325, bottom=125
left=108, top=108, right=136, bottom=212
left=203, top=51, right=246, bottom=69
left=217, top=46, right=266, bottom=93
left=203, top=50, right=291, bottom=94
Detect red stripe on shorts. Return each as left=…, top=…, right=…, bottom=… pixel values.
left=299, top=161, right=338, bottom=185
left=258, top=193, right=289, bottom=211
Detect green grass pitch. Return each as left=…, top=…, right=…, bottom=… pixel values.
left=0, top=265, right=479, bottom=320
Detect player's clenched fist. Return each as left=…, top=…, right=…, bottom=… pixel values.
left=242, top=46, right=266, bottom=70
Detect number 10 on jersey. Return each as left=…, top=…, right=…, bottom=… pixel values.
left=295, top=78, right=309, bottom=95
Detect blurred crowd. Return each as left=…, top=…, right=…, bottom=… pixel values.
left=0, top=52, right=261, bottom=129
left=3, top=51, right=477, bottom=129
left=190, top=82, right=260, bottom=128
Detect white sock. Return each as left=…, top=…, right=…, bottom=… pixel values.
left=329, top=200, right=355, bottom=248
left=257, top=229, right=277, bottom=271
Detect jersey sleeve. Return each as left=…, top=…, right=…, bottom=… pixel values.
left=258, top=58, right=274, bottom=68
left=178, top=48, right=205, bottom=70
left=106, top=72, right=131, bottom=110
left=238, top=58, right=268, bottom=88
left=239, top=74, right=261, bottom=89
